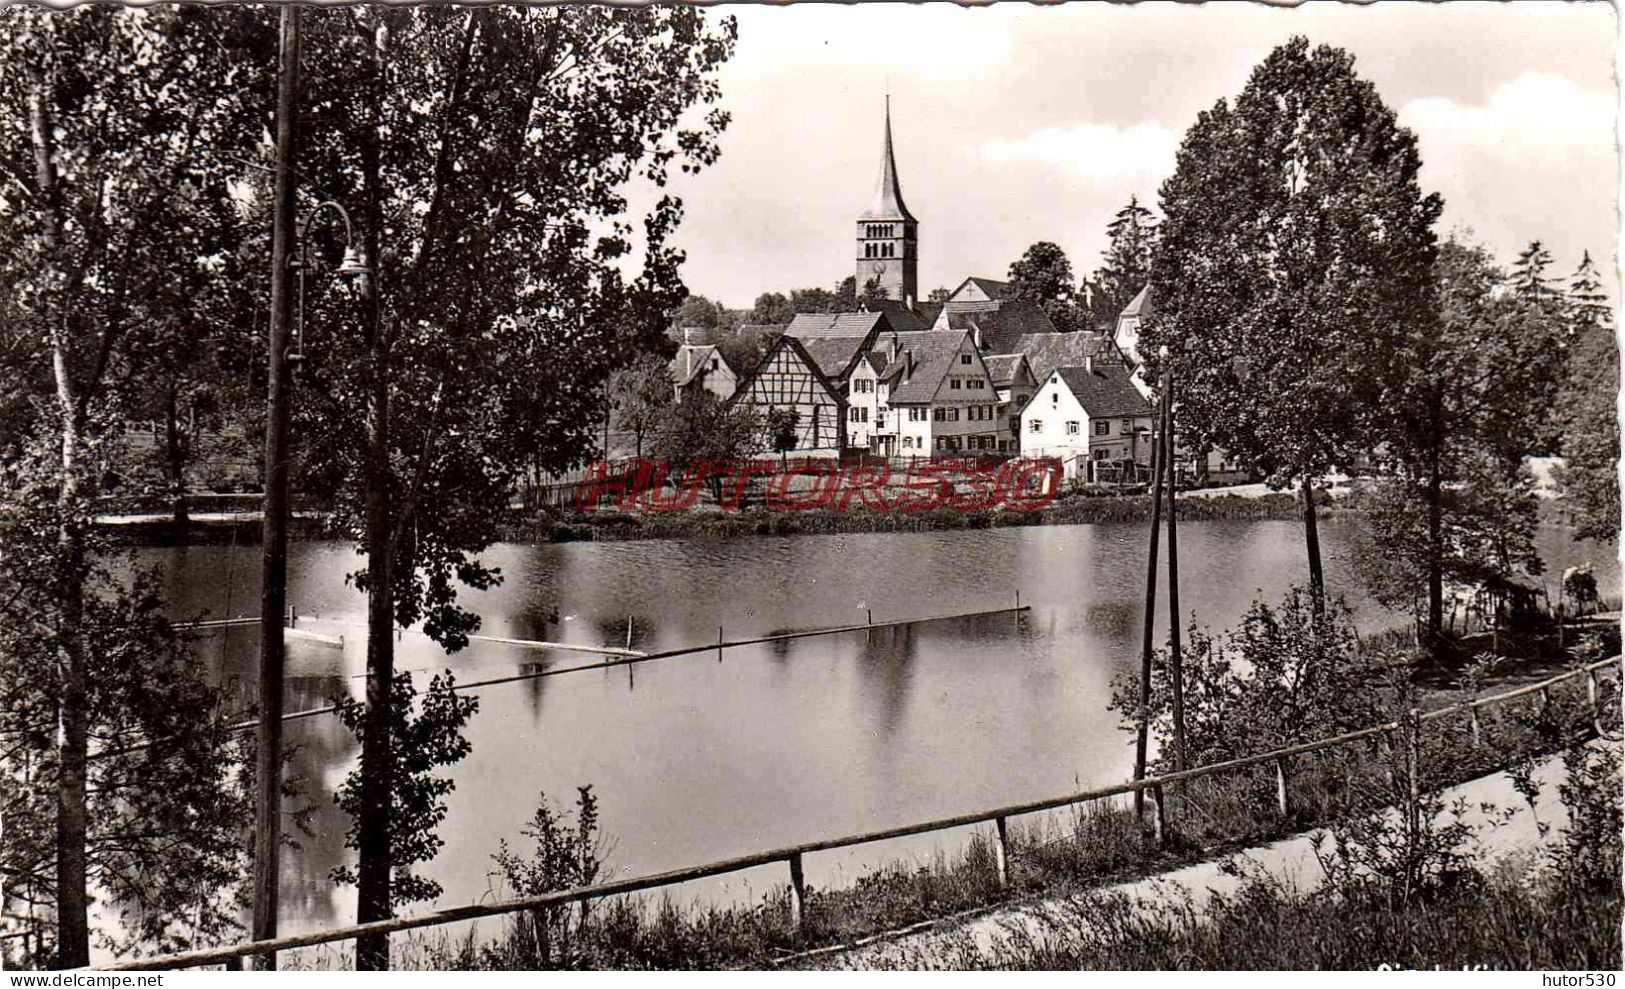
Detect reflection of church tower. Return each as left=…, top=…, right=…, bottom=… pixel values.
left=855, top=97, right=918, bottom=307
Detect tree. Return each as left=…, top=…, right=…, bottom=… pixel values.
left=648, top=392, right=762, bottom=501
left=927, top=287, right=950, bottom=304
left=1368, top=238, right=1566, bottom=647
left=288, top=6, right=734, bottom=968
left=1140, top=37, right=1442, bottom=607
left=765, top=406, right=800, bottom=465
left=748, top=291, right=793, bottom=326
left=1008, top=241, right=1085, bottom=331
left=1556, top=251, right=1618, bottom=542
left=833, top=275, right=858, bottom=312
left=673, top=293, right=721, bottom=329
left=608, top=353, right=675, bottom=459
left=0, top=6, right=274, bottom=964
left=858, top=276, right=889, bottom=308
left=1085, top=196, right=1157, bottom=332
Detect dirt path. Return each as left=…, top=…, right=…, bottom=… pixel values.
left=816, top=752, right=1575, bottom=969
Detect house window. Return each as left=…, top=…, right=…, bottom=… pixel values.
left=1015, top=394, right=1028, bottom=405
left=949, top=408, right=960, bottom=422
left=1093, top=448, right=1110, bottom=461
left=960, top=354, right=972, bottom=365
left=902, top=436, right=912, bottom=449
left=936, top=437, right=947, bottom=450
left=969, top=379, right=983, bottom=389
left=950, top=379, right=961, bottom=390
left=1066, top=421, right=1080, bottom=435
left=1029, top=419, right=1042, bottom=433
left=1051, top=392, right=1059, bottom=404
left=860, top=408, right=869, bottom=423
left=1094, top=420, right=1110, bottom=436
left=1120, top=418, right=1133, bottom=431
left=934, top=408, right=945, bottom=422
left=850, top=407, right=860, bottom=422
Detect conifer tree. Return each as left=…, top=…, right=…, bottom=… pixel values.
left=1557, top=250, right=1619, bottom=542
left=1086, top=196, right=1158, bottom=332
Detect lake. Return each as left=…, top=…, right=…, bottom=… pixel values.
left=136, top=517, right=1617, bottom=938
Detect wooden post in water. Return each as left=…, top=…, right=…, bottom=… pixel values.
left=1135, top=384, right=1166, bottom=823
left=717, top=626, right=723, bottom=663
left=787, top=853, right=806, bottom=934
left=993, top=816, right=1011, bottom=888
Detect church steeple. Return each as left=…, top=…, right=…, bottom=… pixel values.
left=855, top=97, right=919, bottom=306
left=863, top=95, right=916, bottom=223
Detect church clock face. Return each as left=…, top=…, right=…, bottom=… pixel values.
left=871, top=260, right=886, bottom=274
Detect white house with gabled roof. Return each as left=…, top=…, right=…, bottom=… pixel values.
left=1021, top=358, right=1155, bottom=480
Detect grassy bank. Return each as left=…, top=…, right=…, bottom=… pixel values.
left=498, top=490, right=1310, bottom=545
left=343, top=666, right=1612, bottom=971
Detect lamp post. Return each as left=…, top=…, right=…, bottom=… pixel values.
left=253, top=190, right=369, bottom=970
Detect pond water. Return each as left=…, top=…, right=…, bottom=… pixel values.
left=136, top=518, right=1617, bottom=938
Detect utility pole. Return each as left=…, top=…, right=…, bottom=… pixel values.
left=1164, top=368, right=1186, bottom=779
left=253, top=3, right=301, bottom=971
left=1134, top=403, right=1164, bottom=821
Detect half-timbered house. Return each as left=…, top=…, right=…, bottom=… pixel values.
left=730, top=334, right=847, bottom=457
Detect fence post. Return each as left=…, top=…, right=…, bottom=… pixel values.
left=787, top=853, right=806, bottom=935
left=1274, top=756, right=1290, bottom=819
left=1150, top=786, right=1168, bottom=848
left=1468, top=703, right=1481, bottom=747
left=1588, top=670, right=1601, bottom=731
left=993, top=816, right=1011, bottom=888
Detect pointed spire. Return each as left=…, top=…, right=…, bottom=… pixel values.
left=862, top=96, right=916, bottom=222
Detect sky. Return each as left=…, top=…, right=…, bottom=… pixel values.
left=657, top=0, right=1618, bottom=308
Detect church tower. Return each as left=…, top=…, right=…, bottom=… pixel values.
left=855, top=97, right=918, bottom=307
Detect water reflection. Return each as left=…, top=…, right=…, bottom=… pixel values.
left=126, top=519, right=1617, bottom=936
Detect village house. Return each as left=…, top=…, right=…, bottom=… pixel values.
left=886, top=329, right=1004, bottom=455
left=981, top=353, right=1039, bottom=454
left=669, top=343, right=738, bottom=404
left=1021, top=358, right=1155, bottom=481
left=729, top=334, right=847, bottom=457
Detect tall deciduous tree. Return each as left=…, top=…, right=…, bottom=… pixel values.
left=0, top=6, right=273, bottom=965
left=1557, top=250, right=1618, bottom=543
left=610, top=353, right=676, bottom=460
left=1008, top=240, right=1085, bottom=331
left=1085, top=196, right=1157, bottom=332
left=287, top=7, right=734, bottom=967
left=1368, top=238, right=1567, bottom=647
left=1140, top=37, right=1442, bottom=605
left=748, top=291, right=794, bottom=326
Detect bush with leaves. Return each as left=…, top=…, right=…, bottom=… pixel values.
left=330, top=673, right=478, bottom=910
left=1113, top=587, right=1388, bottom=773
left=486, top=787, right=605, bottom=969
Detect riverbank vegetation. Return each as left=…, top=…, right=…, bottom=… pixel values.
left=353, top=589, right=1617, bottom=971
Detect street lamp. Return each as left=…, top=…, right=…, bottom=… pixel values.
left=292, top=200, right=371, bottom=361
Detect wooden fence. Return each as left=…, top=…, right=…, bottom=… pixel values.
left=91, top=655, right=1619, bottom=972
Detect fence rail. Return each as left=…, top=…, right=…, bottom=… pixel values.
left=91, top=655, right=1619, bottom=972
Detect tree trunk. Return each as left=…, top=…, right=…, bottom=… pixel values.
left=355, top=15, right=393, bottom=970
left=53, top=423, right=90, bottom=970
left=32, top=58, right=91, bottom=971
left=1301, top=474, right=1325, bottom=613
left=1425, top=396, right=1445, bottom=655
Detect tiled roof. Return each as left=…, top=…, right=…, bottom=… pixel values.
left=1017, top=332, right=1121, bottom=381
left=861, top=299, right=932, bottom=332
left=981, top=353, right=1030, bottom=388
left=945, top=299, right=1059, bottom=353
left=799, top=336, right=868, bottom=381
left=968, top=277, right=1015, bottom=300
left=670, top=344, right=730, bottom=388
left=1120, top=283, right=1153, bottom=319
left=784, top=311, right=889, bottom=340
left=916, top=301, right=944, bottom=326
left=1054, top=363, right=1153, bottom=419
left=886, top=331, right=976, bottom=405
left=732, top=334, right=843, bottom=408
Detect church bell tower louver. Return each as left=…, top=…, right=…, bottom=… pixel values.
left=855, top=97, right=918, bottom=307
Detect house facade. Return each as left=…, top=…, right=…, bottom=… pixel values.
left=887, top=330, right=1005, bottom=455
left=982, top=353, right=1039, bottom=454
left=730, top=335, right=847, bottom=457
left=669, top=344, right=738, bottom=403
left=1021, top=360, right=1155, bottom=481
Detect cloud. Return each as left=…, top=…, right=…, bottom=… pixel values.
left=972, top=121, right=1180, bottom=189
left=728, top=5, right=1015, bottom=83
left=1399, top=71, right=1614, bottom=171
